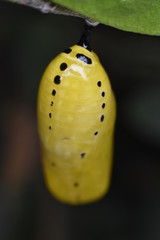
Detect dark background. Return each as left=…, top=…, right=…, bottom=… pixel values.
left=0, top=2, right=160, bottom=240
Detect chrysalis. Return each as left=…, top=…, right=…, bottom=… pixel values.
left=37, top=26, right=116, bottom=205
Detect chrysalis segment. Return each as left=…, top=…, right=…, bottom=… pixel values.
left=37, top=45, right=116, bottom=205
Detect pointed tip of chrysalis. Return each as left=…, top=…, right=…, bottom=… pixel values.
left=78, top=25, right=93, bottom=52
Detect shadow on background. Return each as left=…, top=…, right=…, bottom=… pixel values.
left=0, top=2, right=160, bottom=240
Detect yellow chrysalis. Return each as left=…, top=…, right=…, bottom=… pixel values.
left=37, top=28, right=116, bottom=205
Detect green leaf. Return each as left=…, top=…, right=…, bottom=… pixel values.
left=53, top=0, right=160, bottom=35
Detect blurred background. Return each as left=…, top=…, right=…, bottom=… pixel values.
left=0, top=1, right=160, bottom=240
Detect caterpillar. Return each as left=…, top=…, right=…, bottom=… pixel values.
left=37, top=26, right=116, bottom=205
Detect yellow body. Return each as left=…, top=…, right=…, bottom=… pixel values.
left=37, top=45, right=116, bottom=205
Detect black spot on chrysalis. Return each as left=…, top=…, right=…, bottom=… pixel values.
left=101, top=91, right=105, bottom=97
left=81, top=152, right=86, bottom=158
left=60, top=63, right=68, bottom=71
left=52, top=89, right=56, bottom=96
left=102, top=103, right=105, bottom=109
left=63, top=48, right=72, bottom=54
left=101, top=115, right=104, bottom=122
left=97, top=81, right=101, bottom=87
left=76, top=53, right=92, bottom=64
left=54, top=75, right=61, bottom=84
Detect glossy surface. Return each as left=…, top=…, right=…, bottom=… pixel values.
left=37, top=45, right=116, bottom=205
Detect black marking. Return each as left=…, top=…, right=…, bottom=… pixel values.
left=101, top=91, right=105, bottom=97
left=94, top=131, right=98, bottom=136
left=51, top=162, right=56, bottom=167
left=76, top=53, right=92, bottom=64
left=97, top=81, right=101, bottom=87
left=81, top=152, right=86, bottom=159
left=78, top=24, right=92, bottom=51
left=50, top=101, right=53, bottom=106
left=52, top=89, right=56, bottom=96
left=49, top=126, right=52, bottom=130
left=54, top=75, right=61, bottom=84
left=101, top=115, right=104, bottom=122
left=49, top=113, right=52, bottom=118
left=102, top=103, right=106, bottom=109
left=63, top=48, right=72, bottom=54
left=74, top=182, right=79, bottom=187
left=60, top=62, right=68, bottom=71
